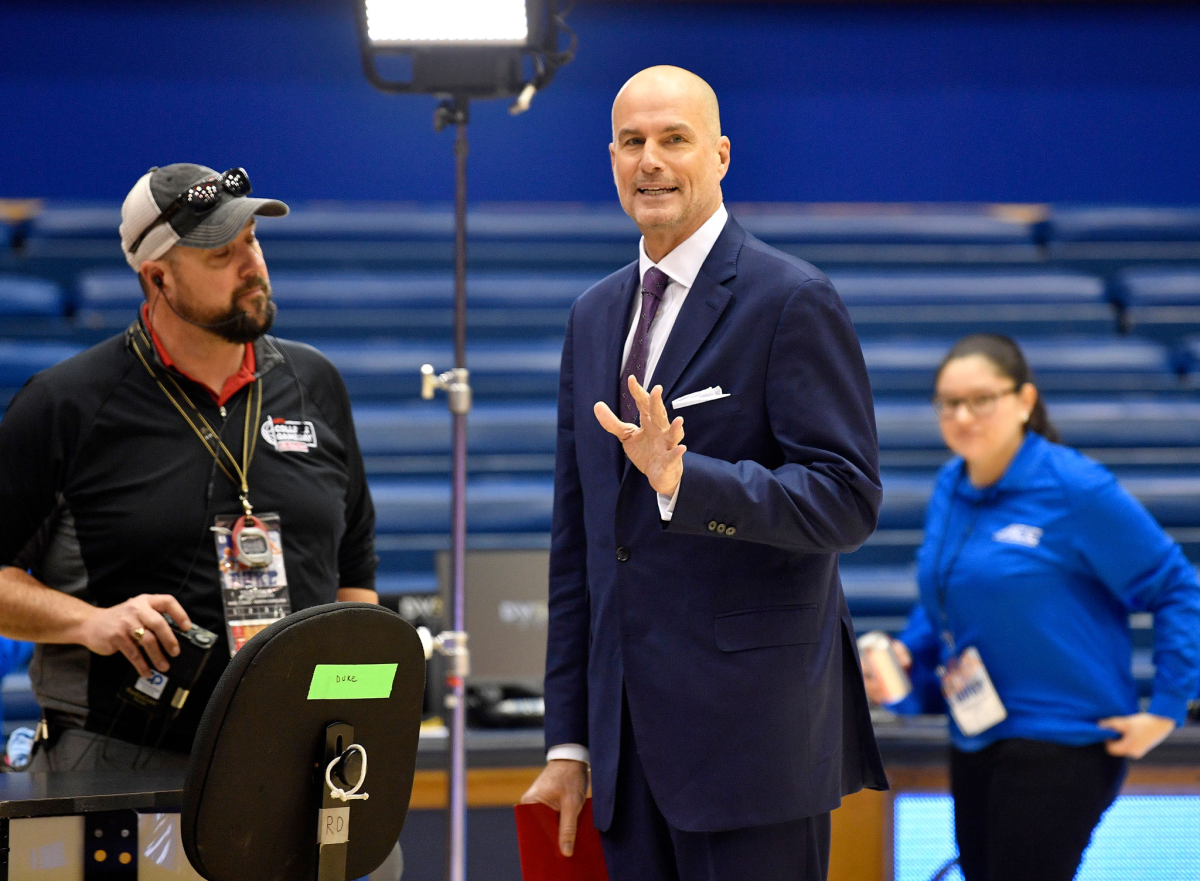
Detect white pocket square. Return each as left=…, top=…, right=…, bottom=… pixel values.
left=670, top=386, right=730, bottom=410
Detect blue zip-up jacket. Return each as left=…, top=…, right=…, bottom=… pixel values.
left=909, top=431, right=1200, bottom=752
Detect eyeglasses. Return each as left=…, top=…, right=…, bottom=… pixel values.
left=932, top=387, right=1018, bottom=419
left=129, top=167, right=252, bottom=255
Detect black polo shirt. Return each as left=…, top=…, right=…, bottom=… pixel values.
left=0, top=317, right=377, bottom=750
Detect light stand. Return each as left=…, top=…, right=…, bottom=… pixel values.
left=355, top=6, right=574, bottom=881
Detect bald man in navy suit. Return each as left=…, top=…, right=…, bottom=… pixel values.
left=520, top=66, right=887, bottom=881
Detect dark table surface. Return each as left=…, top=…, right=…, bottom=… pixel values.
left=0, top=770, right=184, bottom=818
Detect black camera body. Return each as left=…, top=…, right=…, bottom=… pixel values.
left=118, top=614, right=218, bottom=719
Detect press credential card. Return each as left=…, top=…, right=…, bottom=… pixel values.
left=939, top=646, right=1007, bottom=737
left=213, top=512, right=293, bottom=656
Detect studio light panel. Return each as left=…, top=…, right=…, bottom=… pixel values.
left=365, top=0, right=529, bottom=45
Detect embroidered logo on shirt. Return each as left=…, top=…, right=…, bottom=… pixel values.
left=992, top=523, right=1043, bottom=548
left=261, top=416, right=318, bottom=453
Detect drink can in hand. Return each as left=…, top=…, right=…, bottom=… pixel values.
left=857, top=631, right=912, bottom=705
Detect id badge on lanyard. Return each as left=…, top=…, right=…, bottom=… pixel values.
left=938, top=646, right=1007, bottom=737
left=933, top=474, right=1006, bottom=737
left=212, top=511, right=293, bottom=656
left=130, top=327, right=295, bottom=656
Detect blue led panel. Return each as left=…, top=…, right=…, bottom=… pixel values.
left=895, top=794, right=1200, bottom=881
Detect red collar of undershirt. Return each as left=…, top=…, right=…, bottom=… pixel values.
left=141, top=303, right=257, bottom=406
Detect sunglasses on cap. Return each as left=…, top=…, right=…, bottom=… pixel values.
left=129, top=167, right=252, bottom=255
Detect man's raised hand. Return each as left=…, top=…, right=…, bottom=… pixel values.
left=594, top=376, right=686, bottom=497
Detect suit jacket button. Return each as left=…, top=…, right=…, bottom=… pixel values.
left=616, top=547, right=630, bottom=562
left=717, top=524, right=726, bottom=534
left=726, top=526, right=737, bottom=536
left=707, top=521, right=718, bottom=532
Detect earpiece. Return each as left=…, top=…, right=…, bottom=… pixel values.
left=153, top=276, right=163, bottom=288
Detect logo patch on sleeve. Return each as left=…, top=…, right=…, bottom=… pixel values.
left=992, top=523, right=1043, bottom=548
left=261, top=416, right=318, bottom=453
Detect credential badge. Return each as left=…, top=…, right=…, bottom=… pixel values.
left=261, top=416, right=318, bottom=453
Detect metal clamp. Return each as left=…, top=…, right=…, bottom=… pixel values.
left=421, top=364, right=473, bottom=416
left=417, top=627, right=471, bottom=678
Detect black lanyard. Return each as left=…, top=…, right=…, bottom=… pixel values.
left=129, top=325, right=263, bottom=518
left=932, top=469, right=988, bottom=652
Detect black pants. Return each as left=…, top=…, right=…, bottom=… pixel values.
left=599, top=694, right=831, bottom=881
left=950, top=739, right=1127, bottom=881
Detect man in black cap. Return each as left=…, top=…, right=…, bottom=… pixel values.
left=0, top=164, right=379, bottom=771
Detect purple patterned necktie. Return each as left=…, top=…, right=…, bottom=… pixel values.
left=619, top=266, right=671, bottom=423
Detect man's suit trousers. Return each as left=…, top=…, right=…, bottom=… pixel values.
left=599, top=693, right=832, bottom=881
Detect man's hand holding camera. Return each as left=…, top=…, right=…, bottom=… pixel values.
left=73, top=594, right=193, bottom=679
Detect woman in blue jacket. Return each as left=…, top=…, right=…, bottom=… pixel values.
left=869, top=334, right=1200, bottom=881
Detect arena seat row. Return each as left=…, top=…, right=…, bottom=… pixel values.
left=2, top=202, right=1044, bottom=276
left=7, top=201, right=1200, bottom=257
left=12, top=265, right=1200, bottom=344
left=354, top=398, right=1200, bottom=475
left=5, top=333, right=1200, bottom=406
left=859, top=336, right=1192, bottom=396
left=1043, top=206, right=1200, bottom=265
left=363, top=471, right=1200, bottom=541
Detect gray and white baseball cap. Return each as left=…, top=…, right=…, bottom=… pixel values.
left=119, top=163, right=289, bottom=270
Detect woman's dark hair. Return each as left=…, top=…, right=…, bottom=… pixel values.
left=935, top=333, right=1060, bottom=444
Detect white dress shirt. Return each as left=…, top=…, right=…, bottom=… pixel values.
left=546, top=203, right=729, bottom=767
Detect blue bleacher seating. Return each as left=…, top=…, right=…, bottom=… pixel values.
left=75, top=268, right=139, bottom=320
left=18, top=205, right=126, bottom=285
left=861, top=336, right=1183, bottom=396
left=0, top=341, right=86, bottom=404
left=358, top=398, right=1200, bottom=476
left=2, top=672, right=39, bottom=725
left=840, top=565, right=919, bottom=619
left=736, top=203, right=1041, bottom=246
left=74, top=268, right=596, bottom=337
left=236, top=202, right=1044, bottom=269
left=1114, top=266, right=1200, bottom=340
left=27, top=204, right=122, bottom=241
left=370, top=477, right=554, bottom=535
left=257, top=204, right=640, bottom=242
left=1044, top=206, right=1200, bottom=243
left=355, top=402, right=556, bottom=474
left=0, top=276, right=66, bottom=317
left=875, top=399, right=1200, bottom=469
left=374, top=572, right=440, bottom=598
left=874, top=470, right=1200, bottom=532
left=1042, top=206, right=1200, bottom=264
left=253, top=204, right=640, bottom=270
left=316, top=339, right=562, bottom=400
left=1182, top=337, right=1200, bottom=379
left=830, top=270, right=1115, bottom=336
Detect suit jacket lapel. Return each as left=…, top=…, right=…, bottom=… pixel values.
left=619, top=216, right=744, bottom=484
left=646, top=216, right=743, bottom=405
left=602, top=265, right=641, bottom=479
left=602, top=264, right=641, bottom=413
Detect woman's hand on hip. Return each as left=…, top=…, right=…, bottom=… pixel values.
left=1098, top=712, right=1176, bottom=759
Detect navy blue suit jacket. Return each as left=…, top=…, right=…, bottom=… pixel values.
left=544, top=215, right=887, bottom=833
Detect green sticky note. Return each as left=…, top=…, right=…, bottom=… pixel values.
left=307, top=664, right=398, bottom=700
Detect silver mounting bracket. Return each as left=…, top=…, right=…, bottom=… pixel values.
left=416, top=627, right=471, bottom=678
left=421, top=364, right=472, bottom=416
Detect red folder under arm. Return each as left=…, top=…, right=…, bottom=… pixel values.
left=514, top=799, right=610, bottom=881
